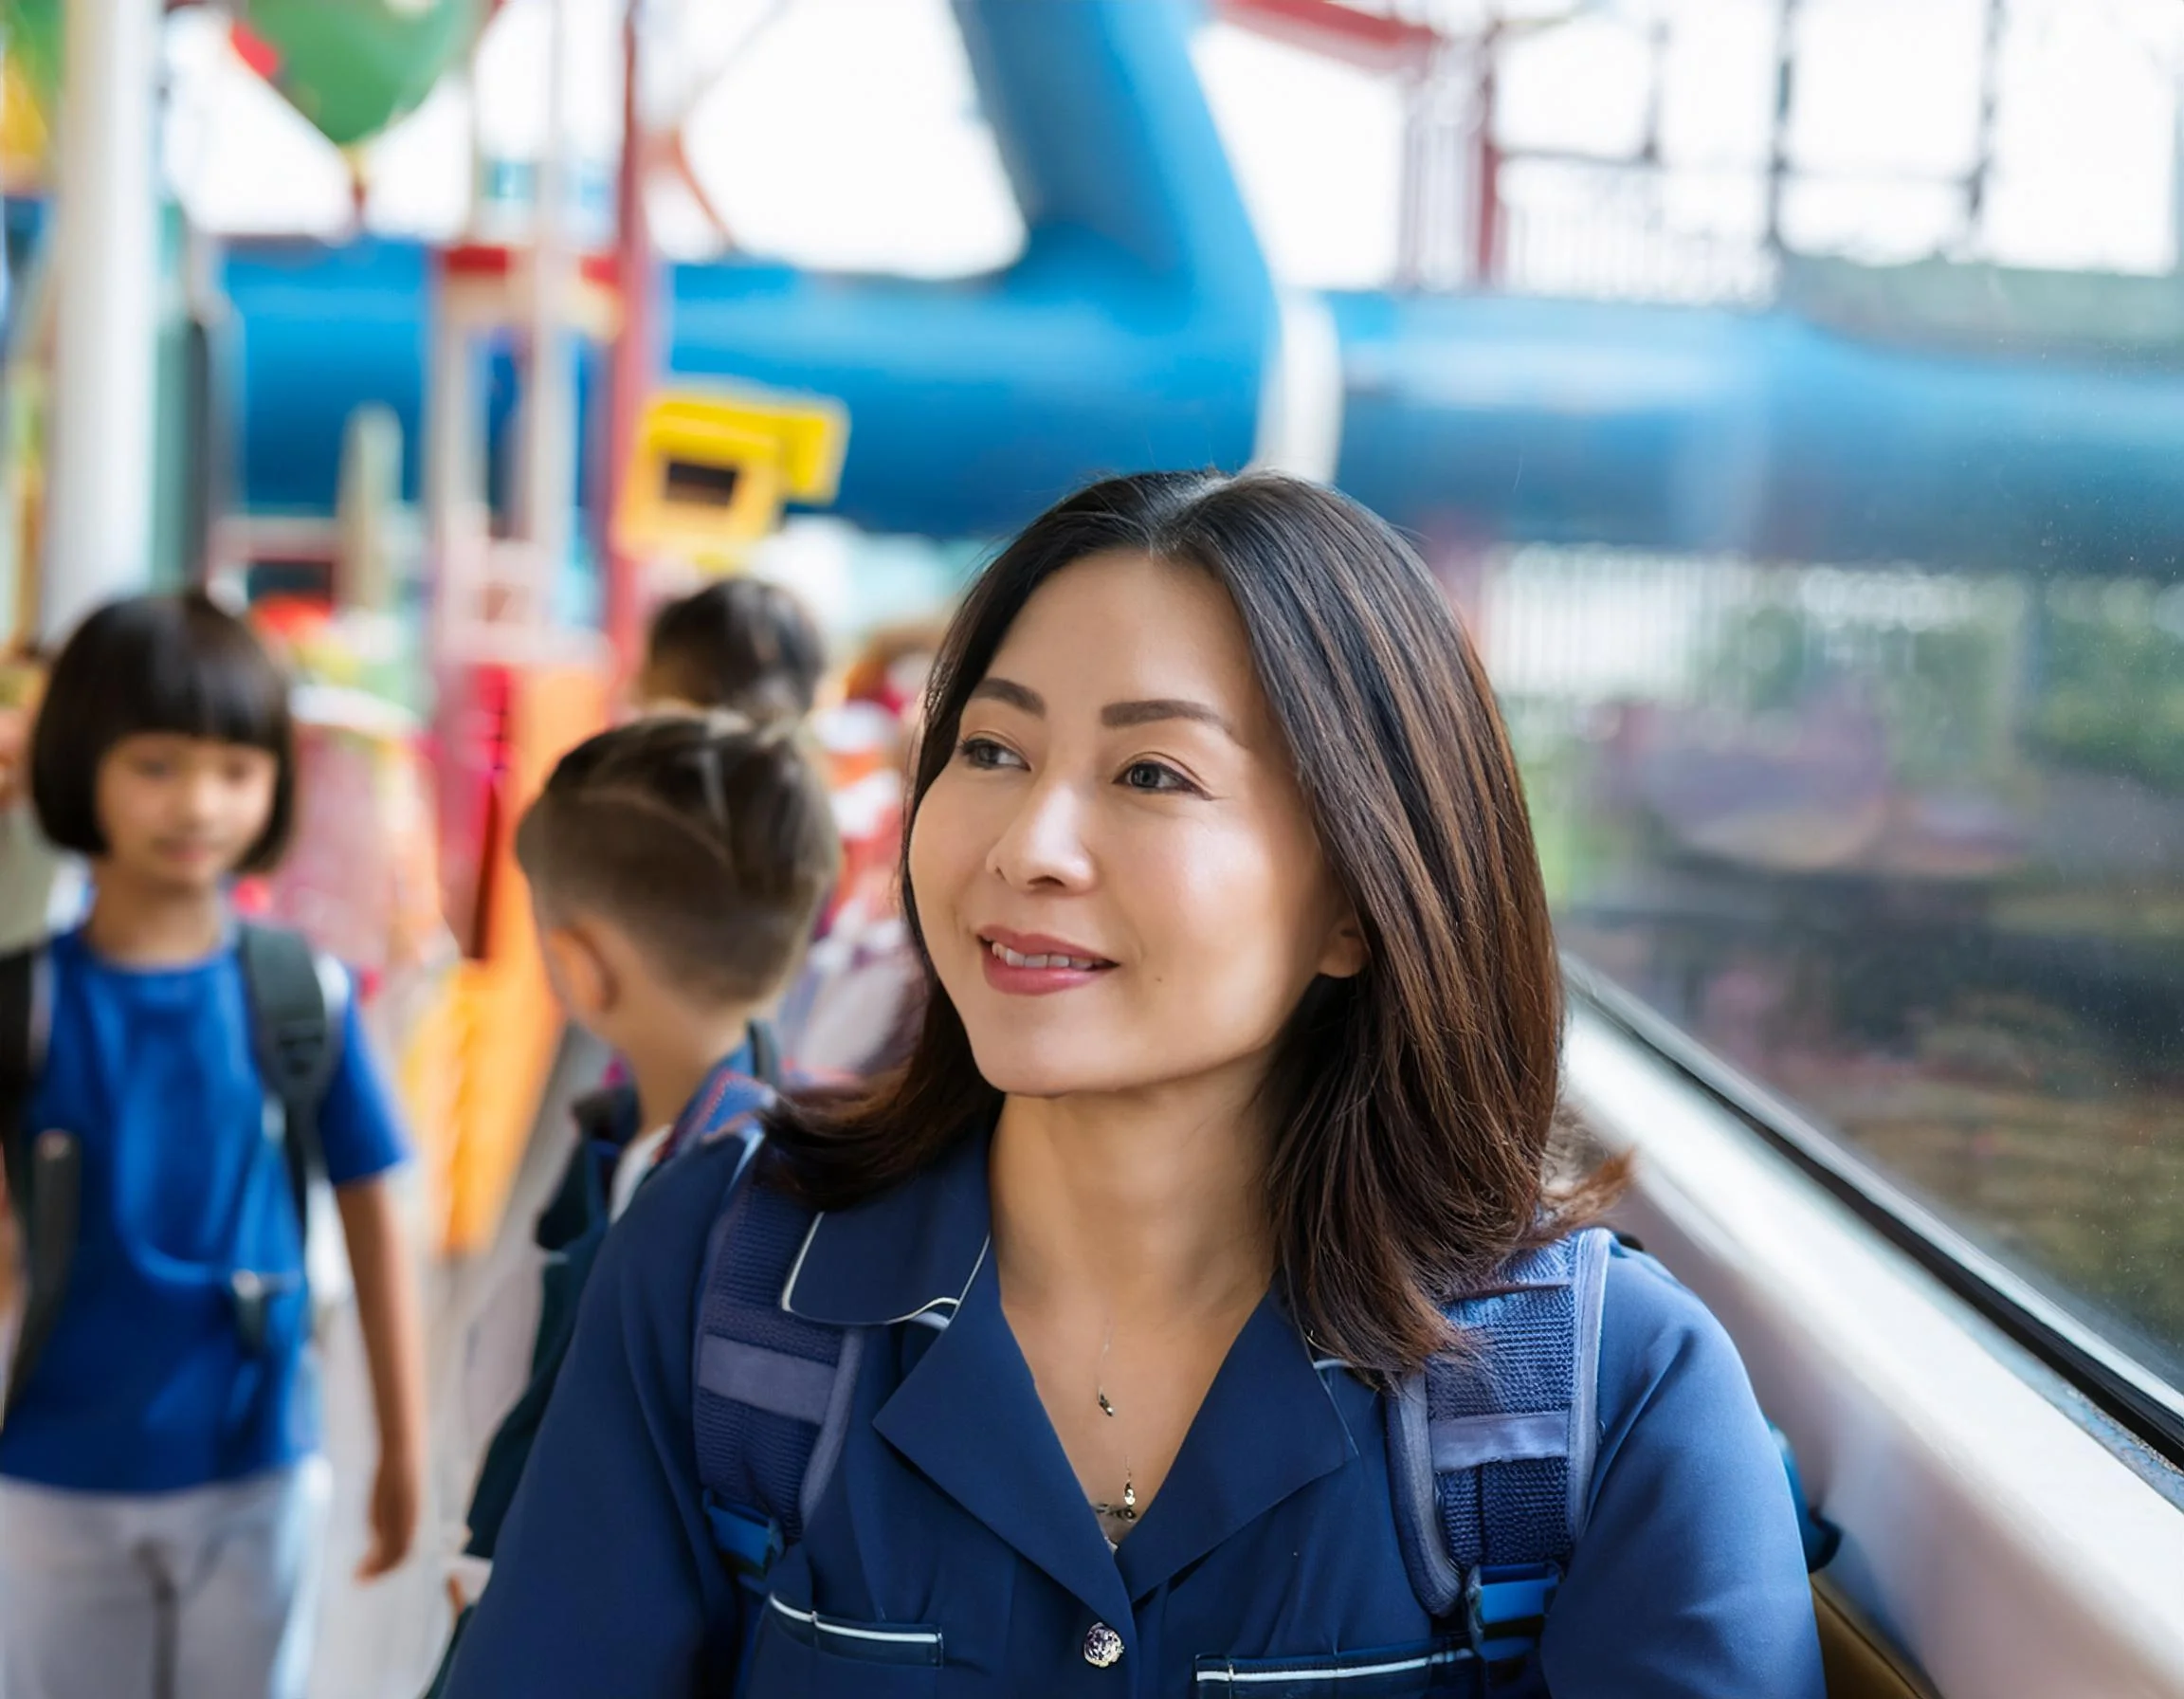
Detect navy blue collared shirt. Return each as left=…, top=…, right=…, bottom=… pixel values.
left=449, top=1129, right=1823, bottom=1697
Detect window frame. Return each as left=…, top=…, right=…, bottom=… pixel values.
left=1564, top=954, right=2184, bottom=1471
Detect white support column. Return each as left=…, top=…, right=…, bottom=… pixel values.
left=516, top=0, right=576, bottom=575
left=42, top=0, right=163, bottom=641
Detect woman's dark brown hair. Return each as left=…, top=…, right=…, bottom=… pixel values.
left=772, top=470, right=1620, bottom=1376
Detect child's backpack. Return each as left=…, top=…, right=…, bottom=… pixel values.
left=689, top=1132, right=1840, bottom=1690
left=425, top=1031, right=789, bottom=1699
left=455, top=1026, right=786, bottom=1569
left=0, top=923, right=344, bottom=1418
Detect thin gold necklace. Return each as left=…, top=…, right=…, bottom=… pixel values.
left=1088, top=1321, right=1138, bottom=1528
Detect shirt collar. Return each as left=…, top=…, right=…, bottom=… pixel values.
left=660, top=1034, right=762, bottom=1160
left=789, top=1121, right=1356, bottom=1616
left=781, top=1124, right=993, bottom=1326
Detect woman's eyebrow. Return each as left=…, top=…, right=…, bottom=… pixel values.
left=968, top=677, right=1043, bottom=714
left=1101, top=698, right=1241, bottom=742
left=969, top=677, right=1241, bottom=744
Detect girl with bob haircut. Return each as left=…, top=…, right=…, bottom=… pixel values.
left=451, top=473, right=1824, bottom=1697
left=0, top=592, right=423, bottom=1699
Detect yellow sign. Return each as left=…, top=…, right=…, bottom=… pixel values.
left=615, top=387, right=849, bottom=570
left=1, top=58, right=50, bottom=183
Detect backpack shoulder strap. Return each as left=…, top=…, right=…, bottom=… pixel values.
left=0, top=943, right=46, bottom=1215
left=746, top=1018, right=785, bottom=1092
left=236, top=923, right=346, bottom=1239
left=689, top=1136, right=861, bottom=1585
left=1387, top=1225, right=1613, bottom=1662
left=1, top=941, right=76, bottom=1419
left=571, top=1083, right=643, bottom=1152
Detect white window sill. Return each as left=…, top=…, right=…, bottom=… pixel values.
left=1565, top=1002, right=2184, bottom=1699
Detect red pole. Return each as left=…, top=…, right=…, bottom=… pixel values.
left=602, top=0, right=653, bottom=680
left=1473, top=26, right=1502, bottom=287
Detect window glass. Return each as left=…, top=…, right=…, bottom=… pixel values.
left=1424, top=0, right=2184, bottom=1395
left=1503, top=548, right=2184, bottom=1387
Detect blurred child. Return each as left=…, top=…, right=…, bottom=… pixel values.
left=0, top=650, right=85, bottom=957
left=771, top=618, right=945, bottom=1075
left=577, top=575, right=827, bottom=1132
left=428, top=715, right=838, bottom=1691
left=444, top=575, right=826, bottom=1498
left=633, top=575, right=827, bottom=723
left=518, top=713, right=837, bottom=1186
left=0, top=592, right=425, bottom=1699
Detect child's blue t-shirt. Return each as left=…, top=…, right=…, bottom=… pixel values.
left=0, top=926, right=409, bottom=1494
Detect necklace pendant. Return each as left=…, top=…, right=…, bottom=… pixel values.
left=1121, top=1479, right=1137, bottom=1515
left=1098, top=1391, right=1117, bottom=1418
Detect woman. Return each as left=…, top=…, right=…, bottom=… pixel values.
left=448, top=472, right=1824, bottom=1697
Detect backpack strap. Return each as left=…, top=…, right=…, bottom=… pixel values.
left=1774, top=1423, right=1842, bottom=1573
left=235, top=923, right=346, bottom=1248
left=746, top=1018, right=784, bottom=1092
left=536, top=1084, right=643, bottom=1252
left=1387, top=1225, right=1613, bottom=1664
left=570, top=1083, right=643, bottom=1153
left=0, top=942, right=73, bottom=1421
left=690, top=1142, right=861, bottom=1587
left=0, top=943, right=46, bottom=1229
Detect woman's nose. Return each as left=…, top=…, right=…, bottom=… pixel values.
left=987, top=775, right=1094, bottom=890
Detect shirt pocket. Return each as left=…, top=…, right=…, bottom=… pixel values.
left=746, top=1592, right=944, bottom=1698
left=1193, top=1636, right=1476, bottom=1698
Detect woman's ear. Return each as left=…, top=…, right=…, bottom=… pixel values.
left=1317, top=904, right=1370, bottom=980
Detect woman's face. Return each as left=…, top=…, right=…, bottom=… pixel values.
left=909, top=550, right=1364, bottom=1103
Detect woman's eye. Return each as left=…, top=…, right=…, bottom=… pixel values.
left=1120, top=759, right=1193, bottom=795
left=956, top=737, right=1023, bottom=772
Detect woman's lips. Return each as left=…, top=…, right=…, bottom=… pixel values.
left=976, top=927, right=1116, bottom=996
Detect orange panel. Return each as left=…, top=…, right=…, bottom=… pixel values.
left=440, top=661, right=608, bottom=1255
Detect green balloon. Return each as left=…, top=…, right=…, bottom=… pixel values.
left=233, top=0, right=478, bottom=149
left=1, top=0, right=66, bottom=109
left=4, top=0, right=476, bottom=151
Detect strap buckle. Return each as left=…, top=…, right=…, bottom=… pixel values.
left=1465, top=1562, right=1559, bottom=1664
left=702, top=1491, right=785, bottom=1583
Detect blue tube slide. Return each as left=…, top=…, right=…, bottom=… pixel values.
left=227, top=0, right=1272, bottom=542
left=222, top=0, right=2184, bottom=577
left=1330, top=290, right=2184, bottom=577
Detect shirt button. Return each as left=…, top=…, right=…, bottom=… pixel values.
left=1082, top=1622, right=1124, bottom=1669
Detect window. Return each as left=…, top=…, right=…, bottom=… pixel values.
left=1390, top=0, right=2184, bottom=1442
left=1501, top=548, right=2184, bottom=1402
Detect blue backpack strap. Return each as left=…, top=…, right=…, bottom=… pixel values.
left=689, top=1136, right=861, bottom=1588
left=1774, top=1424, right=1842, bottom=1573
left=1387, top=1225, right=1613, bottom=1665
